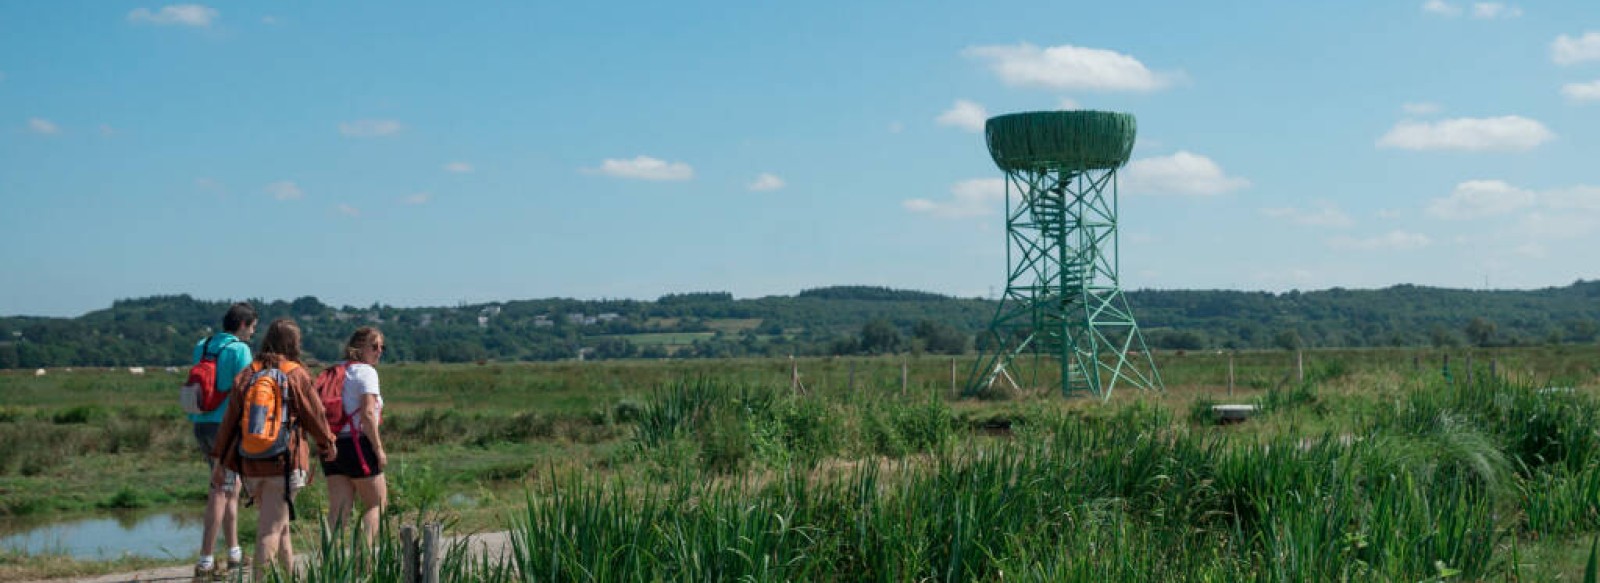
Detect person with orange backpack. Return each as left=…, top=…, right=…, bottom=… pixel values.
left=185, top=302, right=255, bottom=580
left=210, top=318, right=337, bottom=580
left=317, top=326, right=390, bottom=545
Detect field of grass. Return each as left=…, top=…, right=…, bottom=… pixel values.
left=3, top=346, right=1600, bottom=580
left=616, top=331, right=716, bottom=347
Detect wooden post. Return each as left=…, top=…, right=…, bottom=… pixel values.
left=422, top=523, right=443, bottom=583
left=1490, top=357, right=1498, bottom=380
left=901, top=358, right=908, bottom=397
left=950, top=358, right=957, bottom=397
left=790, top=355, right=800, bottom=394
left=1228, top=353, right=1235, bottom=397
left=401, top=524, right=419, bottom=583
left=1466, top=353, right=1474, bottom=386
left=1296, top=349, right=1304, bottom=383
left=1413, top=353, right=1419, bottom=371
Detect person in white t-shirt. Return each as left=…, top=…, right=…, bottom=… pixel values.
left=321, top=327, right=388, bottom=543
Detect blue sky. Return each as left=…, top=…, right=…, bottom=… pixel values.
left=3, top=1, right=1599, bottom=317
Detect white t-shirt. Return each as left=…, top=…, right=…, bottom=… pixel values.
left=340, top=363, right=383, bottom=437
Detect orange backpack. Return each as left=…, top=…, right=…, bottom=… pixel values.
left=238, top=361, right=301, bottom=460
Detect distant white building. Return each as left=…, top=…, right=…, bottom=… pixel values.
left=128, top=367, right=145, bottom=375
left=597, top=313, right=622, bottom=322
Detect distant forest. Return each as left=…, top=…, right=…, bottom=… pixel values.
left=3, top=282, right=1600, bottom=369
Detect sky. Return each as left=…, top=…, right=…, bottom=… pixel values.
left=3, top=1, right=1599, bottom=317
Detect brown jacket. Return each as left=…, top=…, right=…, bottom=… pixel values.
left=210, top=356, right=336, bottom=479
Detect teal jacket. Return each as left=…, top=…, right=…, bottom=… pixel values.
left=187, top=333, right=253, bottom=424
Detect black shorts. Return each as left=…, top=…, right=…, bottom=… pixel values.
left=321, top=435, right=383, bottom=479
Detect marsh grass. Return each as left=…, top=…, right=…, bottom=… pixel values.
left=5, top=347, right=1600, bottom=580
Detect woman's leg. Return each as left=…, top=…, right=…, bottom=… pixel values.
left=326, top=475, right=355, bottom=533
left=249, top=477, right=289, bottom=580
left=351, top=474, right=388, bottom=545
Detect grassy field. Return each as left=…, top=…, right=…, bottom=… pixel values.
left=2, top=346, right=1600, bottom=580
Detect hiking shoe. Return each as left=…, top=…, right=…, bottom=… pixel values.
left=192, top=563, right=218, bottom=582
left=227, top=555, right=250, bottom=574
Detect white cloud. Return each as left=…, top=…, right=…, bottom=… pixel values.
left=1562, top=80, right=1600, bottom=102
left=963, top=43, right=1173, bottom=92
left=589, top=156, right=694, bottom=181
left=1552, top=32, right=1600, bottom=66
left=1057, top=97, right=1081, bottom=110
left=261, top=15, right=279, bottom=25
left=936, top=100, right=988, bottom=132
left=338, top=119, right=403, bottom=138
left=1261, top=202, right=1354, bottom=227
left=903, top=178, right=1005, bottom=218
left=1471, top=3, right=1522, bottom=19
left=888, top=122, right=904, bottom=134
left=748, top=173, right=785, bottom=192
left=27, top=118, right=59, bottom=135
left=127, top=4, right=218, bottom=27
left=403, top=192, right=431, bottom=205
left=1327, top=230, right=1432, bottom=251
left=337, top=204, right=360, bottom=217
left=1542, top=185, right=1600, bottom=212
left=1422, top=0, right=1461, bottom=17
left=1426, top=179, right=1536, bottom=219
left=1402, top=102, right=1441, bottom=115
left=1515, top=212, right=1600, bottom=239
left=264, top=180, right=303, bottom=201
left=1376, top=116, right=1554, bottom=151
left=1121, top=151, right=1250, bottom=196
left=443, top=161, right=474, bottom=173
left=194, top=177, right=225, bottom=194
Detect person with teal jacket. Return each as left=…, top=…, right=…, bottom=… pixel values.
left=190, top=302, right=256, bottom=580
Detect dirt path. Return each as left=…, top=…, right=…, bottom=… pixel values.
left=24, top=531, right=511, bottom=583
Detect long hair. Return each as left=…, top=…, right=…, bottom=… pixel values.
left=257, top=318, right=303, bottom=365
left=343, top=327, right=383, bottom=361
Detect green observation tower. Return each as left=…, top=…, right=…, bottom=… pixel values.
left=966, top=111, right=1163, bottom=400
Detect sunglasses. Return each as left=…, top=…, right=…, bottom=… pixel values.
left=372, top=344, right=386, bottom=352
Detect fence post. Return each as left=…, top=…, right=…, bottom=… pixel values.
left=1442, top=354, right=1452, bottom=384
left=1228, top=352, right=1235, bottom=397
left=1490, top=357, right=1498, bottom=380
left=422, top=523, right=443, bottom=583
left=1466, top=352, right=1475, bottom=386
left=1296, top=349, right=1304, bottom=383
left=950, top=358, right=957, bottom=397
left=901, top=358, right=908, bottom=397
left=401, top=524, right=418, bottom=583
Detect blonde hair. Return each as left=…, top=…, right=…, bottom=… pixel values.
left=344, top=327, right=383, bottom=361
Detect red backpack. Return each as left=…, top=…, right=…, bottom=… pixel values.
left=179, top=336, right=239, bottom=414
left=314, top=362, right=355, bottom=434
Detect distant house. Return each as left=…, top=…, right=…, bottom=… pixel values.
left=533, top=316, right=553, bottom=328
left=128, top=367, right=145, bottom=375
left=477, top=316, right=489, bottom=328
left=597, top=313, right=622, bottom=322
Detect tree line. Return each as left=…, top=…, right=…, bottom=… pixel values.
left=3, top=281, right=1598, bottom=368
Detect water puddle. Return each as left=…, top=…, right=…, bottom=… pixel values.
left=0, top=509, right=204, bottom=561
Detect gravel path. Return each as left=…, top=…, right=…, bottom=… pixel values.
left=22, top=531, right=512, bottom=583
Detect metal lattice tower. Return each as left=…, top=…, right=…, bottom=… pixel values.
left=966, top=111, right=1163, bottom=399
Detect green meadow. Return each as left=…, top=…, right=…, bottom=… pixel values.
left=2, top=346, right=1600, bottom=581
